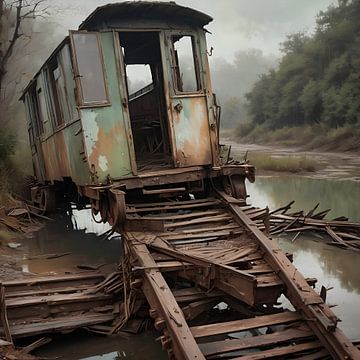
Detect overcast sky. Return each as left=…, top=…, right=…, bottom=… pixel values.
left=54, top=0, right=336, bottom=61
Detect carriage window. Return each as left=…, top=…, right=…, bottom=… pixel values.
left=48, top=58, right=64, bottom=126
left=71, top=32, right=108, bottom=105
left=28, top=84, right=44, bottom=136
left=172, top=35, right=200, bottom=92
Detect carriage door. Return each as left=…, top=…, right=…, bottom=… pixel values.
left=164, top=31, right=212, bottom=167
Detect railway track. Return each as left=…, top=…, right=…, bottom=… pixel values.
left=122, top=189, right=360, bottom=359
left=1, top=189, right=359, bottom=359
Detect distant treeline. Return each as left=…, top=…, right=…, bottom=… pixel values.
left=245, top=0, right=360, bottom=131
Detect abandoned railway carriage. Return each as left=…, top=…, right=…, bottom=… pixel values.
left=21, top=2, right=253, bottom=220
left=18, top=3, right=360, bottom=360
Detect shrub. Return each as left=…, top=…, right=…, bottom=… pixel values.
left=0, top=130, right=16, bottom=168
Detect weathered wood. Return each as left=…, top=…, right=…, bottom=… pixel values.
left=0, top=285, right=12, bottom=343
left=199, top=327, right=314, bottom=356
left=190, top=311, right=300, bottom=338
left=126, top=200, right=220, bottom=213
left=7, top=313, right=114, bottom=338
left=173, top=288, right=223, bottom=303
left=218, top=191, right=359, bottom=359
left=179, top=223, right=240, bottom=234
left=130, top=209, right=222, bottom=221
left=164, top=214, right=232, bottom=229
left=326, top=226, right=360, bottom=251
left=125, top=235, right=205, bottom=360
left=182, top=298, right=220, bottom=321
left=161, top=228, right=243, bottom=242
left=231, top=340, right=323, bottom=360
left=3, top=273, right=105, bottom=293
left=20, top=337, right=51, bottom=354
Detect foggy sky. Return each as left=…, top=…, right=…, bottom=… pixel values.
left=55, top=0, right=337, bottom=62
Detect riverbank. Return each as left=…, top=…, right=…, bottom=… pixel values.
left=226, top=141, right=360, bottom=181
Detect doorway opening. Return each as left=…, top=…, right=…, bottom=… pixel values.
left=118, top=32, right=171, bottom=172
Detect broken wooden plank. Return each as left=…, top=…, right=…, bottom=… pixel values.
left=0, top=285, right=12, bottom=343
left=19, top=337, right=51, bottom=354
left=231, top=340, right=323, bottom=360
left=126, top=200, right=220, bottom=214
left=6, top=313, right=114, bottom=338
left=164, top=214, right=232, bottom=229
left=199, top=327, right=314, bottom=356
left=190, top=311, right=301, bottom=338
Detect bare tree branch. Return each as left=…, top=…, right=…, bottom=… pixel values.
left=0, top=0, right=49, bottom=93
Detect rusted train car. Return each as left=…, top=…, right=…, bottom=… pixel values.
left=21, top=2, right=254, bottom=221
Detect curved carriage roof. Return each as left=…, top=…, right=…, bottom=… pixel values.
left=79, top=1, right=213, bottom=30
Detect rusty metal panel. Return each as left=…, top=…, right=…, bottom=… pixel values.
left=162, top=29, right=213, bottom=168
left=171, top=96, right=212, bottom=166
left=41, top=137, right=62, bottom=181
left=62, top=121, right=89, bottom=185
left=79, top=32, right=133, bottom=183
left=79, top=3, right=212, bottom=31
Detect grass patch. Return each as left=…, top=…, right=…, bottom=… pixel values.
left=246, top=153, right=319, bottom=173
left=234, top=123, right=360, bottom=152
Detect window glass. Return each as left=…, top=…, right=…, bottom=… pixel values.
left=72, top=33, right=108, bottom=104
left=172, top=36, right=199, bottom=92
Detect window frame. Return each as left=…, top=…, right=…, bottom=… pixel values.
left=169, top=33, right=202, bottom=95
left=28, top=82, right=44, bottom=137
left=69, top=30, right=110, bottom=108
left=46, top=56, right=65, bottom=128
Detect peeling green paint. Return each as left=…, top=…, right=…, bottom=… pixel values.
left=80, top=32, right=133, bottom=183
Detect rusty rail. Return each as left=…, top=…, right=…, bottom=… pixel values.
left=122, top=190, right=360, bottom=359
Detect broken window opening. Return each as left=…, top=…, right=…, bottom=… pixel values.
left=48, top=57, right=64, bottom=127
left=126, top=64, right=153, bottom=96
left=119, top=31, right=171, bottom=172
left=28, top=84, right=44, bottom=137
left=171, top=35, right=200, bottom=93
left=71, top=32, right=108, bottom=105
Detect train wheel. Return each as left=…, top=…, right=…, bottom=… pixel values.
left=32, top=186, right=56, bottom=214
left=107, top=189, right=126, bottom=228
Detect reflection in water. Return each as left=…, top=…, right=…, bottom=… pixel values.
left=35, top=331, right=166, bottom=360
left=21, top=207, right=165, bottom=360
left=20, top=208, right=120, bottom=274
left=248, top=176, right=360, bottom=340
left=21, top=177, right=360, bottom=356
left=247, top=177, right=360, bottom=221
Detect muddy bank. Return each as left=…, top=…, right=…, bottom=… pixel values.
left=226, top=141, right=360, bottom=181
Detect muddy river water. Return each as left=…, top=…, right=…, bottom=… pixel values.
left=20, top=176, right=359, bottom=359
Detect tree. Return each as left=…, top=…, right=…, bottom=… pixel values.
left=0, top=0, right=49, bottom=95
left=245, top=0, right=360, bottom=131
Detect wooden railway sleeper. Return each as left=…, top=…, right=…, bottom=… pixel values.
left=214, top=188, right=360, bottom=359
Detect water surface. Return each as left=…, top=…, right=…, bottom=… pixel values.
left=25, top=177, right=360, bottom=358
left=248, top=176, right=360, bottom=340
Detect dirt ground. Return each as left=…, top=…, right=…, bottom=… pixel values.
left=226, top=141, right=360, bottom=181
left=0, top=223, right=44, bottom=282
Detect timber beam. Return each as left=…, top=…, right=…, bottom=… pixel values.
left=216, top=189, right=360, bottom=359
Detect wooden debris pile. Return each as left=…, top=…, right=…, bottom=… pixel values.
left=0, top=194, right=49, bottom=235
left=268, top=201, right=360, bottom=251
left=0, top=267, right=146, bottom=344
